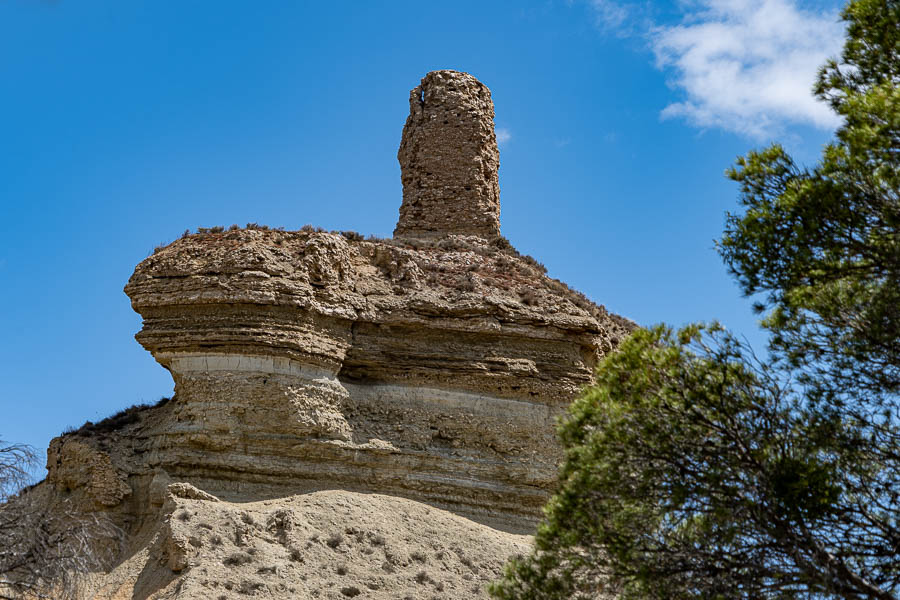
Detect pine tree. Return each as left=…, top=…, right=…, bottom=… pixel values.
left=492, top=1, right=900, bottom=598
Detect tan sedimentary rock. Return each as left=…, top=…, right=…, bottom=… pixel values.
left=121, top=228, right=631, bottom=528
left=23, top=70, right=632, bottom=598
left=46, top=437, right=131, bottom=508
left=395, top=70, right=501, bottom=240
left=107, top=70, right=632, bottom=530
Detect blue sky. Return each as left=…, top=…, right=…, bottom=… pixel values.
left=0, top=0, right=845, bottom=466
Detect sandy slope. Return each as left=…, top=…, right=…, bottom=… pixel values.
left=92, top=486, right=532, bottom=600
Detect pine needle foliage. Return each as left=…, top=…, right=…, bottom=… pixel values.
left=492, top=1, right=900, bottom=598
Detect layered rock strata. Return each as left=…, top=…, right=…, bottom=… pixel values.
left=121, top=227, right=630, bottom=529
left=41, top=70, right=632, bottom=545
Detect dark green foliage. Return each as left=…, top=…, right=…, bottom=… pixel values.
left=492, top=326, right=897, bottom=599
left=493, top=1, right=899, bottom=598
left=720, top=0, right=900, bottom=396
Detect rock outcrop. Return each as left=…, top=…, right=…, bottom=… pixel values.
left=121, top=225, right=629, bottom=530
left=108, top=69, right=632, bottom=532
left=24, top=70, right=632, bottom=599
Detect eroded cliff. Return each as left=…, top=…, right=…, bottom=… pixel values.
left=26, top=70, right=632, bottom=599
left=120, top=225, right=629, bottom=528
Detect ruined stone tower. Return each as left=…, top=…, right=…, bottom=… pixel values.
left=394, top=70, right=501, bottom=240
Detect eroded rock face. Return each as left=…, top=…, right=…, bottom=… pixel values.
left=395, top=70, right=501, bottom=240
left=92, top=489, right=532, bottom=599
left=39, top=71, right=633, bottom=547
left=46, top=437, right=131, bottom=508
left=122, top=229, right=632, bottom=529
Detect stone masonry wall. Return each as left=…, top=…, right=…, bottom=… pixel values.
left=394, top=70, right=501, bottom=240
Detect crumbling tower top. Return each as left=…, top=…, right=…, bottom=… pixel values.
left=394, top=70, right=501, bottom=240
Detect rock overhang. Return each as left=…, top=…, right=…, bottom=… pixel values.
left=118, top=71, right=634, bottom=528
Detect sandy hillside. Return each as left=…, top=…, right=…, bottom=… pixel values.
left=93, top=485, right=532, bottom=600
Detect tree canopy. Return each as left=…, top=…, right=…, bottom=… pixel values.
left=491, top=0, right=900, bottom=598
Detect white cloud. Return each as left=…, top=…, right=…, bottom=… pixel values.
left=496, top=128, right=512, bottom=146
left=590, top=0, right=630, bottom=31
left=651, top=0, right=844, bottom=138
